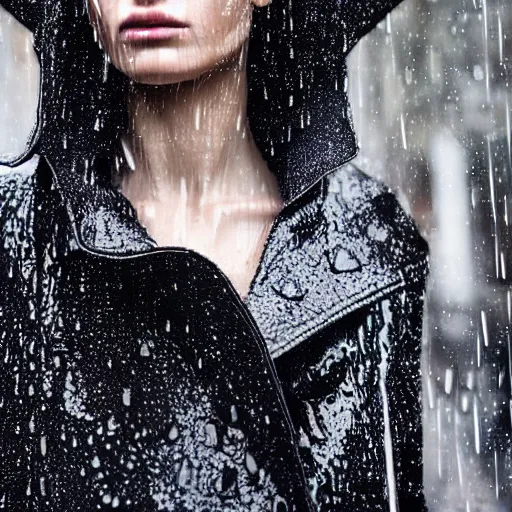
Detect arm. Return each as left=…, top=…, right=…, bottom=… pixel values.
left=372, top=188, right=429, bottom=510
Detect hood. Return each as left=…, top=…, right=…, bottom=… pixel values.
left=1, top=0, right=404, bottom=203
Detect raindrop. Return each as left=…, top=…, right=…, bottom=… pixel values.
left=205, top=423, right=217, bottom=446
left=245, top=452, right=258, bottom=475
left=140, top=343, right=150, bottom=357
left=168, top=425, right=179, bottom=441
left=473, top=64, right=484, bottom=81
left=444, top=368, right=454, bottom=395
left=178, top=458, right=190, bottom=487
left=122, top=388, right=131, bottom=406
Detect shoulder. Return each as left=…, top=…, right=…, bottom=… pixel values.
left=324, top=161, right=390, bottom=205
left=320, top=162, right=429, bottom=287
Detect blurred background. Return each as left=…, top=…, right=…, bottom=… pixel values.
left=1, top=1, right=511, bottom=510
left=348, top=1, right=512, bottom=510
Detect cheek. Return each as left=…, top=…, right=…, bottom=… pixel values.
left=93, top=3, right=127, bottom=65
left=192, top=0, right=251, bottom=44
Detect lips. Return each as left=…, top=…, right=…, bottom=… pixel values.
left=119, top=11, right=190, bottom=43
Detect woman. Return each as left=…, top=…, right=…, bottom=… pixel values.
left=0, top=0, right=428, bottom=510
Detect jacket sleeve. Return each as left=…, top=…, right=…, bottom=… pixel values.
left=386, top=277, right=428, bottom=510
left=373, top=187, right=429, bottom=510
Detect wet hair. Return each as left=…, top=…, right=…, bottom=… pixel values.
left=8, top=1, right=345, bottom=172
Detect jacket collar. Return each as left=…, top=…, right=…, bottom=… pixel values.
left=253, top=68, right=359, bottom=203
left=245, top=164, right=418, bottom=357
left=38, top=152, right=427, bottom=358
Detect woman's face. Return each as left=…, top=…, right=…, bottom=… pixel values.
left=88, top=0, right=268, bottom=85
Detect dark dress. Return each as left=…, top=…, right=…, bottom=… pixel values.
left=0, top=0, right=428, bottom=510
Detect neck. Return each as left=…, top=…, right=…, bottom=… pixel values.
left=120, top=45, right=281, bottom=210
left=117, top=45, right=283, bottom=298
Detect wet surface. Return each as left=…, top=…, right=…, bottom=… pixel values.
left=1, top=0, right=512, bottom=510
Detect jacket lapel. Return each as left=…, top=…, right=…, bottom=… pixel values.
left=40, top=154, right=415, bottom=361
left=245, top=163, right=409, bottom=359
left=40, top=153, right=156, bottom=255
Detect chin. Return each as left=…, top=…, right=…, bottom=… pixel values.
left=118, top=49, right=213, bottom=85
left=127, top=71, right=197, bottom=86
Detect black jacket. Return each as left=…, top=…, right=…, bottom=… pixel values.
left=0, top=153, right=428, bottom=510
left=0, top=0, right=428, bottom=510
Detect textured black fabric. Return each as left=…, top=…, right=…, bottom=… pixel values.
left=0, top=1, right=429, bottom=509
left=0, top=155, right=428, bottom=510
